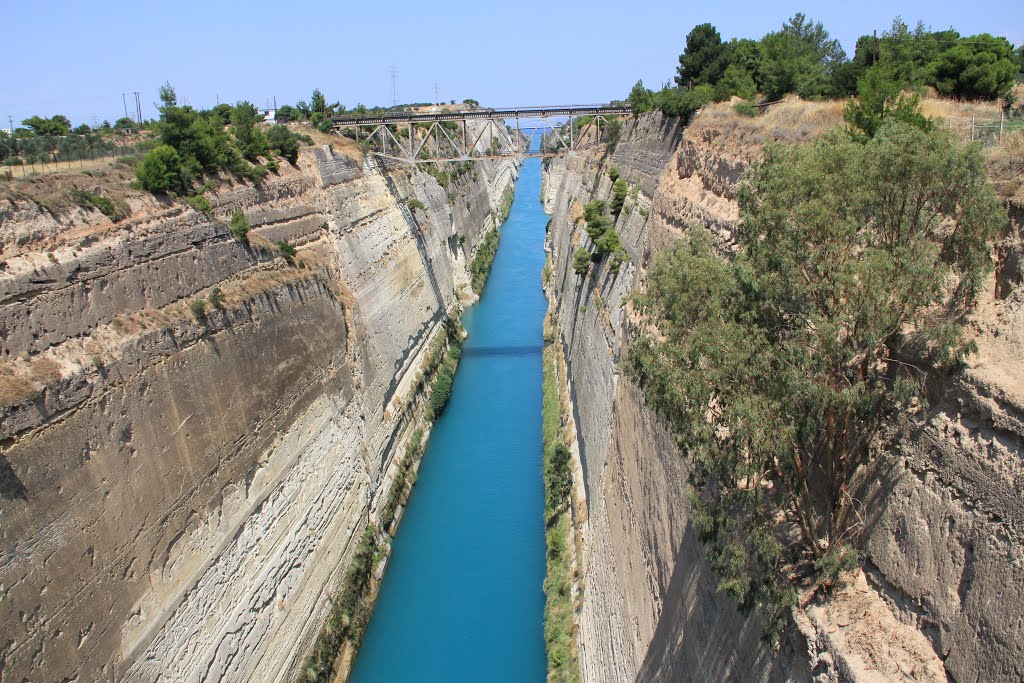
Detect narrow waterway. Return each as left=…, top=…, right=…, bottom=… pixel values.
left=349, top=158, right=548, bottom=682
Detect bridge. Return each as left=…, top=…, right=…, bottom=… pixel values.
left=331, top=104, right=632, bottom=164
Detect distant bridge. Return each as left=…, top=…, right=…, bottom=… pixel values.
left=331, top=104, right=632, bottom=163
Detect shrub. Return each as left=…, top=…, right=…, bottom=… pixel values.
left=407, top=198, right=427, bottom=211
left=266, top=124, right=302, bottom=164
left=470, top=229, right=500, bottom=293
left=186, top=194, right=211, bottom=213
left=572, top=248, right=591, bottom=277
left=545, top=443, right=572, bottom=512
left=608, top=167, right=619, bottom=182
left=733, top=101, right=758, bottom=117
left=229, top=208, right=250, bottom=241
left=208, top=287, right=225, bottom=309
left=611, top=178, right=628, bottom=217
left=231, top=101, right=268, bottom=162
left=276, top=240, right=297, bottom=263
left=188, top=299, right=208, bottom=319
left=70, top=188, right=124, bottom=221
left=136, top=144, right=190, bottom=195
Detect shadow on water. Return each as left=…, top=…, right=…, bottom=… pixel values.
left=0, top=453, right=27, bottom=500
left=461, top=345, right=543, bottom=358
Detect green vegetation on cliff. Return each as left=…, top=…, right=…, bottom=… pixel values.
left=134, top=82, right=311, bottom=195
left=541, top=313, right=580, bottom=683
left=469, top=186, right=515, bottom=293
left=628, top=120, right=1004, bottom=642
left=470, top=229, right=500, bottom=293
left=581, top=200, right=628, bottom=275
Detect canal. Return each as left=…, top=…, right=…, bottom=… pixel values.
left=349, top=158, right=549, bottom=682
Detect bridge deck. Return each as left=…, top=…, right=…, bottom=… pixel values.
left=332, top=104, right=631, bottom=127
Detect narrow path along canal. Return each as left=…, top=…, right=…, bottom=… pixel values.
left=349, top=158, right=549, bottom=682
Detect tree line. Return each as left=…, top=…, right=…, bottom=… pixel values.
left=629, top=15, right=1024, bottom=123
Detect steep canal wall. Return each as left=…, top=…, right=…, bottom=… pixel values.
left=0, top=137, right=516, bottom=682
left=543, top=103, right=1024, bottom=682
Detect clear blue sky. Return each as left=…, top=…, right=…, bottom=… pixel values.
left=3, top=0, right=1022, bottom=126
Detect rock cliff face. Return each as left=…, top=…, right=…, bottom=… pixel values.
left=543, top=104, right=1023, bottom=682
left=0, top=142, right=516, bottom=681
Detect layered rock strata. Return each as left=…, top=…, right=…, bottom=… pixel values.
left=543, top=104, right=1023, bottom=682
left=0, top=142, right=516, bottom=682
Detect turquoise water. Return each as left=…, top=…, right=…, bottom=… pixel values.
left=349, top=159, right=548, bottom=682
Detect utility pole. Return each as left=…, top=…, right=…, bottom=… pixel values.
left=122, top=93, right=130, bottom=120
left=389, top=65, right=399, bottom=107
left=434, top=81, right=440, bottom=105
left=133, top=92, right=142, bottom=124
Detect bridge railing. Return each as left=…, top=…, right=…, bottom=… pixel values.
left=332, top=104, right=632, bottom=127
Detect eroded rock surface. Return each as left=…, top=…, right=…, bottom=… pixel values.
left=0, top=142, right=516, bottom=682
left=544, top=103, right=1024, bottom=682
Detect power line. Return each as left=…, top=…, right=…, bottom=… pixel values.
left=389, top=65, right=399, bottom=107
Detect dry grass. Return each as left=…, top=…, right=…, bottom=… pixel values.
left=987, top=130, right=1024, bottom=202
left=296, top=125, right=364, bottom=164
left=0, top=355, right=65, bottom=407
left=919, top=95, right=1002, bottom=123
left=570, top=199, right=585, bottom=225
left=691, top=97, right=845, bottom=156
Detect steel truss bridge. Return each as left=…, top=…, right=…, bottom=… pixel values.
left=331, top=104, right=632, bottom=164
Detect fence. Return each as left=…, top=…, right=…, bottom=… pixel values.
left=945, top=112, right=1024, bottom=145
left=1, top=133, right=149, bottom=179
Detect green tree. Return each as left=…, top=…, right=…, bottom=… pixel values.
left=21, top=115, right=72, bottom=136
left=545, top=443, right=573, bottom=511
left=136, top=144, right=190, bottom=194
left=611, top=178, right=628, bottom=217
left=210, top=103, right=233, bottom=126
left=627, top=80, right=654, bottom=114
left=276, top=104, right=298, bottom=123
left=629, top=121, right=1003, bottom=641
left=114, top=117, right=135, bottom=130
left=649, top=84, right=715, bottom=122
left=844, top=64, right=931, bottom=140
left=757, top=13, right=845, bottom=101
left=572, top=248, right=591, bottom=277
left=930, top=34, right=1017, bottom=100
left=267, top=125, right=301, bottom=164
left=311, top=89, right=327, bottom=114
left=830, top=35, right=875, bottom=97
left=230, top=208, right=251, bottom=241
left=158, top=81, right=177, bottom=107
left=676, top=23, right=728, bottom=87
left=231, top=102, right=268, bottom=161
left=715, top=64, right=758, bottom=101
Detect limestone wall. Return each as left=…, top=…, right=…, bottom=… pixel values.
left=544, top=105, right=1022, bottom=682
left=0, top=143, right=516, bottom=682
